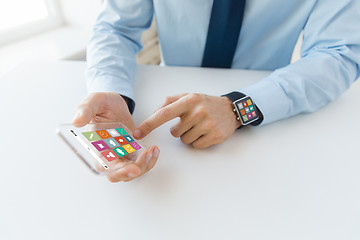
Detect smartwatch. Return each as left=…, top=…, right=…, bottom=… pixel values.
left=222, top=91, right=263, bottom=127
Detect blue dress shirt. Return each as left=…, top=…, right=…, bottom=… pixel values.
left=86, top=0, right=360, bottom=125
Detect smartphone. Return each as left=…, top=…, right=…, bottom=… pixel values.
left=56, top=122, right=146, bottom=175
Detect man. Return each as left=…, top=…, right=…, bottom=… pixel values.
left=73, top=0, right=360, bottom=182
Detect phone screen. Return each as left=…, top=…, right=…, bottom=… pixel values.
left=57, top=123, right=146, bottom=175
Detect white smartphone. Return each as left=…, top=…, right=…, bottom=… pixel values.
left=56, top=122, right=146, bottom=175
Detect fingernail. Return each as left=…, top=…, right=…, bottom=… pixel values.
left=127, top=172, right=138, bottom=178
left=145, top=152, right=153, bottom=163
left=153, top=148, right=160, bottom=159
left=133, top=129, right=141, bottom=139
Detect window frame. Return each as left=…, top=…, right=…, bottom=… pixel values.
left=0, top=0, right=64, bottom=46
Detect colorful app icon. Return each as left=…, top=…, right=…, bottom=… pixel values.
left=242, top=101, right=248, bottom=108
left=114, top=136, right=128, bottom=145
left=247, top=113, right=253, bottom=119
left=123, top=135, right=134, bottom=143
left=242, top=115, right=248, bottom=122
left=101, top=150, right=118, bottom=162
left=113, top=147, right=128, bottom=158
left=123, top=144, right=136, bottom=154
left=249, top=105, right=254, bottom=111
left=237, top=102, right=244, bottom=109
left=107, top=129, right=120, bottom=137
left=116, top=128, right=128, bottom=135
left=91, top=140, right=110, bottom=151
left=82, top=131, right=101, bottom=142
left=130, top=142, right=141, bottom=150
left=240, top=109, right=246, bottom=116
left=247, top=99, right=252, bottom=106
left=104, top=138, right=120, bottom=148
left=252, top=111, right=257, bottom=117
left=245, top=107, right=250, bottom=113
left=96, top=130, right=111, bottom=139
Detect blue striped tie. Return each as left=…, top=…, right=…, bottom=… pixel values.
left=202, top=0, right=246, bottom=68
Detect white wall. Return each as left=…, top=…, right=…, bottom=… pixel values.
left=59, top=0, right=102, bottom=28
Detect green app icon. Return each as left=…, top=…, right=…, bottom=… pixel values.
left=116, top=128, right=128, bottom=135
left=249, top=105, right=254, bottom=111
left=113, top=147, right=128, bottom=158
left=82, top=131, right=101, bottom=142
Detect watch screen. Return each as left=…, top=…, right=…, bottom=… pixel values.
left=235, top=97, right=259, bottom=125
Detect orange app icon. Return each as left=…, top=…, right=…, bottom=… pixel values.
left=96, top=130, right=111, bottom=139
left=240, top=109, right=246, bottom=116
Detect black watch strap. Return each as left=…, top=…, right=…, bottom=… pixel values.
left=222, top=91, right=264, bottom=127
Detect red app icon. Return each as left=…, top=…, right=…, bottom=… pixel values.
left=242, top=101, right=248, bottom=108
left=101, top=150, right=118, bottom=162
left=252, top=111, right=257, bottom=117
left=114, top=136, right=129, bottom=145
left=96, top=130, right=111, bottom=139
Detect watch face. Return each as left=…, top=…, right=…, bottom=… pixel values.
left=234, top=96, right=259, bottom=125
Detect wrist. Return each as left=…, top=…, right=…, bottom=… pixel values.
left=222, top=96, right=242, bottom=130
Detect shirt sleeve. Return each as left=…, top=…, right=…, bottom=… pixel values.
left=240, top=0, right=360, bottom=125
left=86, top=0, right=154, bottom=107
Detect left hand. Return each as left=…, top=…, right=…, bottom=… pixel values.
left=133, top=93, right=241, bottom=149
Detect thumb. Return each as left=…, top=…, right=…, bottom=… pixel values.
left=72, top=94, right=101, bottom=127
left=72, top=106, right=95, bottom=127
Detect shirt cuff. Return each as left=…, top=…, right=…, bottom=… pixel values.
left=240, top=77, right=290, bottom=125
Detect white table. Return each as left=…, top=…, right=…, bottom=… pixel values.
left=1, top=61, right=359, bottom=240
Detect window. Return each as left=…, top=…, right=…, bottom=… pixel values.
left=0, top=0, right=63, bottom=46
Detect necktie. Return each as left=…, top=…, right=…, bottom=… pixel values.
left=202, top=0, right=246, bottom=68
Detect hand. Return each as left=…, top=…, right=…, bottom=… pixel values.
left=133, top=93, right=241, bottom=149
left=72, top=92, right=160, bottom=182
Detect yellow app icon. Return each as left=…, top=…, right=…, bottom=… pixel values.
left=123, top=144, right=136, bottom=153
left=247, top=99, right=252, bottom=106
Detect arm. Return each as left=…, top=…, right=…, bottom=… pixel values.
left=73, top=0, right=158, bottom=182
left=86, top=0, right=154, bottom=110
left=134, top=0, right=360, bottom=148
left=241, top=0, right=360, bottom=124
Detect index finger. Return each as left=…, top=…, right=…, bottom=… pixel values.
left=134, top=98, right=188, bottom=139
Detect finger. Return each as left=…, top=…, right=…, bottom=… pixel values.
left=146, top=146, right=160, bottom=172
left=155, top=93, right=188, bottom=112
left=106, top=146, right=160, bottom=182
left=106, top=164, right=142, bottom=183
left=170, top=115, right=197, bottom=138
left=192, top=133, right=219, bottom=149
left=179, top=124, right=206, bottom=145
left=134, top=145, right=157, bottom=172
left=134, top=99, right=189, bottom=139
left=72, top=93, right=101, bottom=127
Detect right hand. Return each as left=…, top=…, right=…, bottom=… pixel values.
left=72, top=92, right=160, bottom=182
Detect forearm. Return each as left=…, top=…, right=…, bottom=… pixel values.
left=241, top=48, right=359, bottom=125
left=241, top=0, right=360, bottom=125
left=86, top=0, right=154, bottom=103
